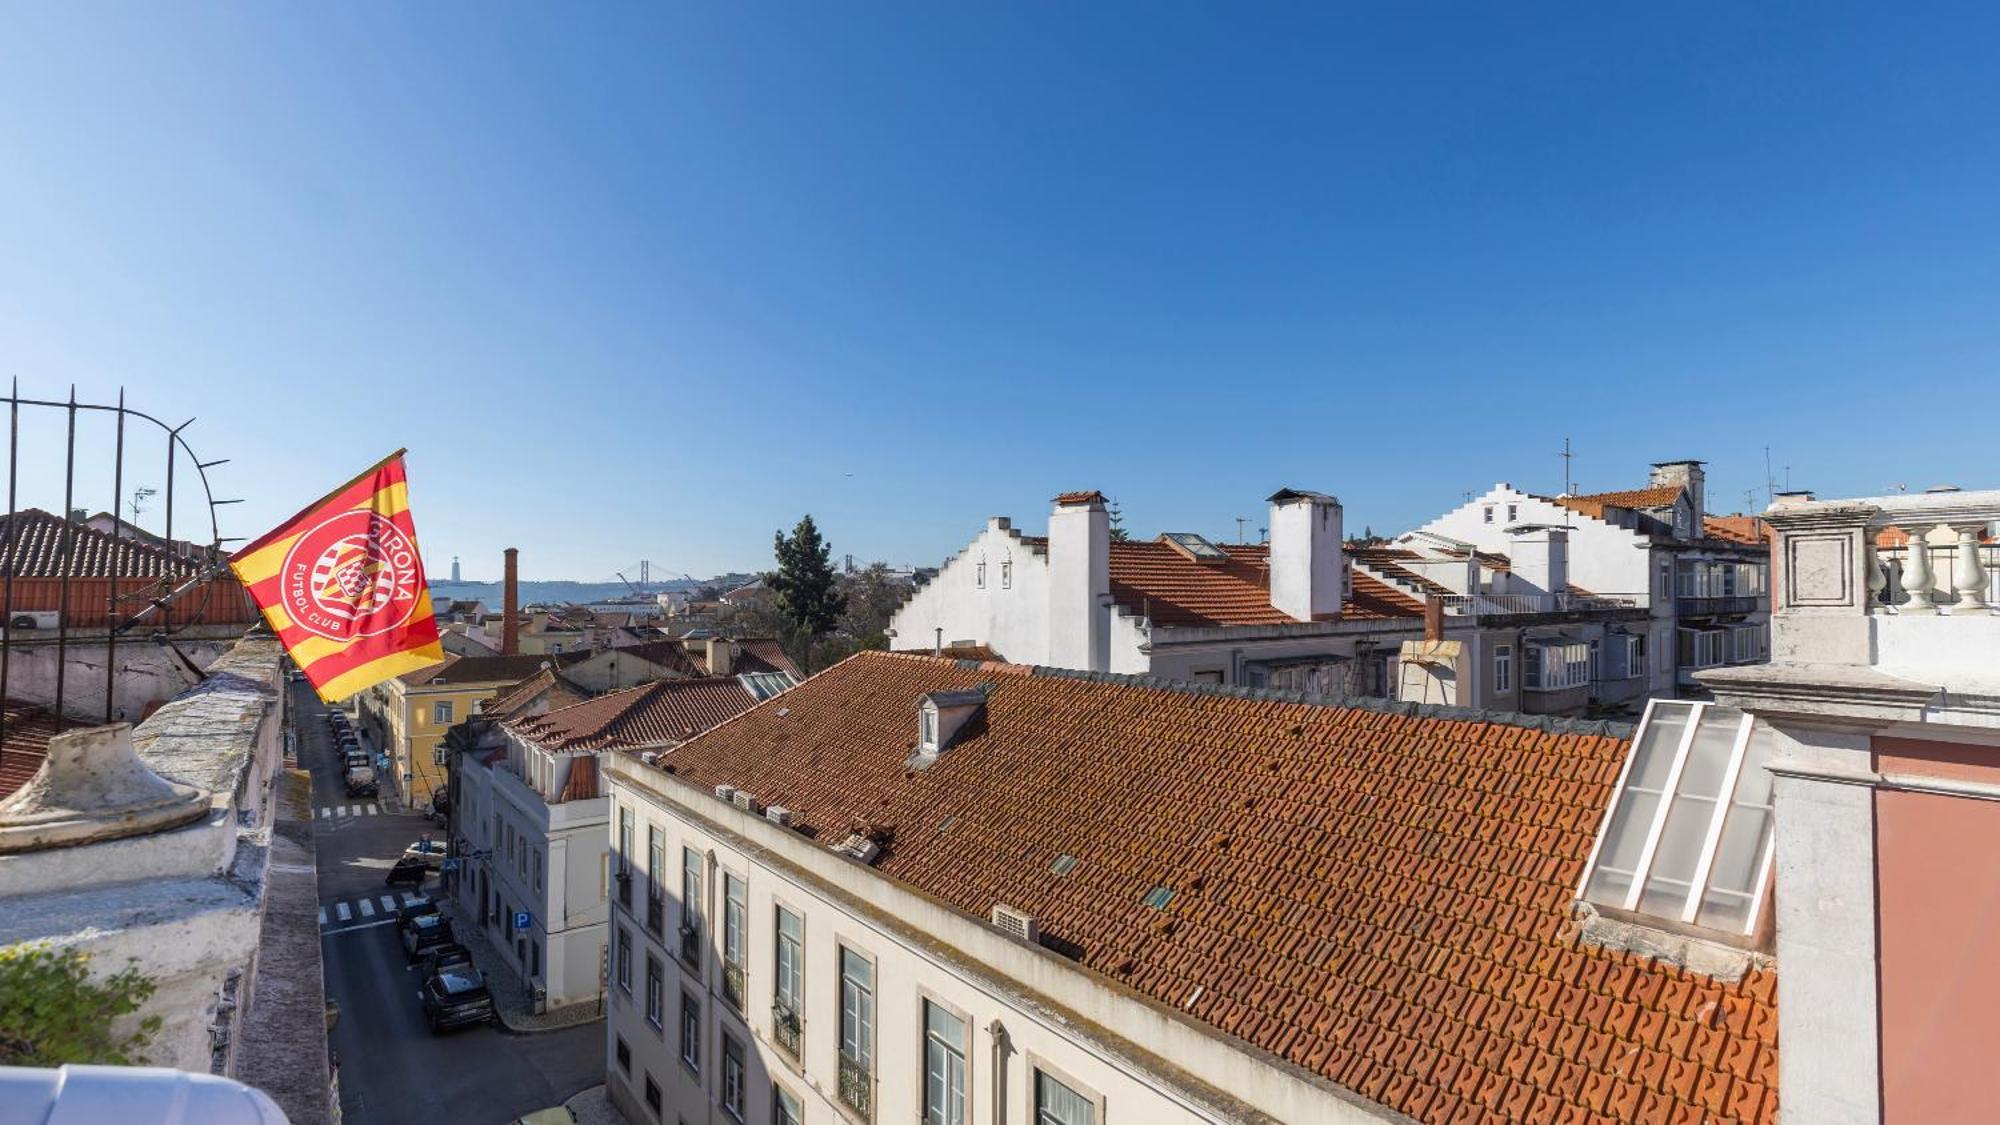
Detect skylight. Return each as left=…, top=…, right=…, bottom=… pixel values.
left=1578, top=700, right=1776, bottom=939
left=1163, top=532, right=1228, bottom=561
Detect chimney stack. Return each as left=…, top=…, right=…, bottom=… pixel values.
left=1506, top=526, right=1569, bottom=598
left=502, top=547, right=521, bottom=656
left=1047, top=491, right=1111, bottom=672
left=1424, top=595, right=1445, bottom=642
left=1649, top=460, right=1707, bottom=520
left=1266, top=489, right=1344, bottom=622
left=704, top=637, right=738, bottom=677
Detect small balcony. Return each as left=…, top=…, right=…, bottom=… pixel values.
left=723, top=961, right=745, bottom=1011
left=1676, top=595, right=1763, bottom=618
left=614, top=870, right=632, bottom=910
left=679, top=924, right=701, bottom=967
left=644, top=896, right=664, bottom=936
left=1434, top=592, right=1638, bottom=617
left=837, top=1051, right=872, bottom=1119
left=772, top=1003, right=801, bottom=1058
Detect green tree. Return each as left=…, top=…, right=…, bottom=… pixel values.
left=1108, top=498, right=1130, bottom=542
left=767, top=515, right=847, bottom=674
left=0, top=944, right=160, bottom=1065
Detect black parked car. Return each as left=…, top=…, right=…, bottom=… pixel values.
left=400, top=912, right=456, bottom=960
left=386, top=857, right=430, bottom=888
left=421, top=966, right=494, bottom=1033
left=419, top=941, right=474, bottom=978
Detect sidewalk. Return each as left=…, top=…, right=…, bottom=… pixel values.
left=563, top=1085, right=626, bottom=1125
left=442, top=897, right=604, bottom=1034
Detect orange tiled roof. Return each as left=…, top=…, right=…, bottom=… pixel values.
left=653, top=652, right=1779, bottom=1123
left=895, top=643, right=1006, bottom=663
left=511, top=676, right=761, bottom=750
left=1705, top=516, right=1770, bottom=546
left=1109, top=539, right=1423, bottom=627
left=0, top=508, right=207, bottom=580
left=484, top=666, right=590, bottom=723
left=1551, top=484, right=1683, bottom=521
left=1, top=706, right=65, bottom=799
left=731, top=638, right=801, bottom=679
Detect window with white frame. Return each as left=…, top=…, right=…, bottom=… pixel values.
left=645, top=956, right=664, bottom=1029
left=1524, top=641, right=1591, bottom=691
left=1578, top=701, right=1776, bottom=938
left=1728, top=624, right=1767, bottom=664
left=775, top=905, right=803, bottom=1026
left=722, top=1034, right=745, bottom=1119
left=680, top=847, right=703, bottom=964
left=1035, top=1070, right=1096, bottom=1125
left=1678, top=628, right=1726, bottom=669
left=773, top=1085, right=804, bottom=1125
left=923, top=1001, right=968, bottom=1125
left=616, top=927, right=632, bottom=993
left=838, top=946, right=874, bottom=1095
left=680, top=990, right=701, bottom=1071
left=1493, top=645, right=1512, bottom=693
left=432, top=701, right=453, bottom=725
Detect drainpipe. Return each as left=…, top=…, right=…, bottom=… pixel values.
left=988, top=1019, right=1011, bottom=1124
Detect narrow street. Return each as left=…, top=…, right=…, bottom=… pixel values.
left=295, top=681, right=604, bottom=1124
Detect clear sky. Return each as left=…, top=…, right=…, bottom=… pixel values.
left=3, top=5, right=1996, bottom=580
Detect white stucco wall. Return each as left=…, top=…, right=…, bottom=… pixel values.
left=1417, top=485, right=1655, bottom=605
left=888, top=519, right=1053, bottom=666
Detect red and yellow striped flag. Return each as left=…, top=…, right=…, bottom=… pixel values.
left=230, top=451, right=445, bottom=701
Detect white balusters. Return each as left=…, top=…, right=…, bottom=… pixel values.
left=1951, top=524, right=1988, bottom=612
left=1898, top=525, right=1939, bottom=614
left=1866, top=540, right=1888, bottom=614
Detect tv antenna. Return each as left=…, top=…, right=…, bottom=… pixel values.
left=129, top=485, right=158, bottom=523
left=1764, top=446, right=1775, bottom=506
left=1234, top=516, right=1249, bottom=544
left=1560, top=437, right=1574, bottom=496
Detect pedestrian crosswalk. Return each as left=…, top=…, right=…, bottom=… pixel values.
left=317, top=803, right=385, bottom=819
left=320, top=891, right=431, bottom=930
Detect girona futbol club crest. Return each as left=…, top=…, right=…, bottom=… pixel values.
left=279, top=508, right=424, bottom=642
left=231, top=451, right=444, bottom=700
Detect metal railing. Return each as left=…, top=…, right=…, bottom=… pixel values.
left=772, top=1003, right=801, bottom=1057
left=723, top=962, right=745, bottom=1011
left=1434, top=591, right=1638, bottom=616
left=615, top=871, right=632, bottom=910
left=837, top=1051, right=871, bottom=1118
left=679, top=924, right=701, bottom=967
left=1, top=385, right=244, bottom=744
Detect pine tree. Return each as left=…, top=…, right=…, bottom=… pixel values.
left=767, top=515, right=847, bottom=674
left=1108, top=498, right=1130, bottom=543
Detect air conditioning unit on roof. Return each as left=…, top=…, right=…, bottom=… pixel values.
left=730, top=790, right=757, bottom=812
left=7, top=611, right=59, bottom=631
left=833, top=834, right=880, bottom=865
left=714, top=784, right=737, bottom=802
left=990, top=903, right=1040, bottom=944
left=765, top=806, right=792, bottom=828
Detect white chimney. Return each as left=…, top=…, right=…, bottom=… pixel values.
left=1047, top=491, right=1111, bottom=671
left=1507, top=526, right=1569, bottom=597
left=1267, top=489, right=1343, bottom=622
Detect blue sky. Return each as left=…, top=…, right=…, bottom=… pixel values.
left=3, top=5, right=1996, bottom=579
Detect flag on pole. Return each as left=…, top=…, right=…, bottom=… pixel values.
left=229, top=451, right=445, bottom=701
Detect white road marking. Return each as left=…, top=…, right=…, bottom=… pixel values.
left=320, top=918, right=399, bottom=937
left=335, top=901, right=352, bottom=922
left=379, top=896, right=397, bottom=913
left=364, top=805, right=378, bottom=816
left=336, top=806, right=350, bottom=818
left=318, top=907, right=327, bottom=925
left=401, top=892, right=421, bottom=906
left=318, top=807, right=331, bottom=819
left=358, top=898, right=375, bottom=918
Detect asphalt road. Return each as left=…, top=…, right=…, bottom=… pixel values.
left=296, top=681, right=604, bottom=1125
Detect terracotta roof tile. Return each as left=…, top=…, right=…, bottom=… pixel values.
left=511, top=676, right=762, bottom=750
left=731, top=638, right=800, bottom=679
left=1550, top=485, right=1683, bottom=522
left=0, top=508, right=205, bottom=580
left=1702, top=516, right=1770, bottom=546
left=1108, top=540, right=1422, bottom=627
left=0, top=706, right=65, bottom=799
left=649, top=651, right=1776, bottom=1124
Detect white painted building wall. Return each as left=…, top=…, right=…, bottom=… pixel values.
left=601, top=757, right=1398, bottom=1125
left=888, top=519, right=1058, bottom=667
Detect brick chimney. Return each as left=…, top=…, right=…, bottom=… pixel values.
left=501, top=548, right=520, bottom=656
left=1424, top=595, right=1445, bottom=642
left=1267, top=489, right=1344, bottom=622
left=1047, top=491, right=1111, bottom=672
left=1649, top=460, right=1706, bottom=520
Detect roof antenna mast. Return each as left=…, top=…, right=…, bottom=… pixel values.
left=1560, top=437, right=1573, bottom=497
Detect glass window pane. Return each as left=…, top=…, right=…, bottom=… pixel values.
left=1673, top=710, right=1746, bottom=799
left=1627, top=703, right=1691, bottom=789
left=1036, top=1071, right=1094, bottom=1125
left=1584, top=790, right=1659, bottom=904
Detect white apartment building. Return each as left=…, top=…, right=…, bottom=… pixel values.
left=1411, top=459, right=1771, bottom=698
left=891, top=488, right=1653, bottom=716
left=600, top=649, right=1776, bottom=1125
left=451, top=675, right=780, bottom=1012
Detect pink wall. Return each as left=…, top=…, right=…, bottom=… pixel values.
left=1875, top=737, right=2000, bottom=1124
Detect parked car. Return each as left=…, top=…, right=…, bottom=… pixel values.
left=508, top=1110, right=577, bottom=1125
left=400, top=912, right=455, bottom=960
left=344, top=750, right=370, bottom=769
left=397, top=898, right=439, bottom=925
left=419, top=942, right=474, bottom=978
left=344, top=767, right=378, bottom=798
left=402, top=839, right=448, bottom=869
left=385, top=858, right=429, bottom=888
left=421, top=965, right=494, bottom=1033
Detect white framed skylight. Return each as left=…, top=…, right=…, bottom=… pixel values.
left=1577, top=700, right=1777, bottom=939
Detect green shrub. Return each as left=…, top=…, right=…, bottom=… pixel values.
left=0, top=943, right=161, bottom=1065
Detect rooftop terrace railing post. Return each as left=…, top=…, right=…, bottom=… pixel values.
left=105, top=390, right=125, bottom=722
left=1, top=382, right=15, bottom=746
left=54, top=387, right=77, bottom=719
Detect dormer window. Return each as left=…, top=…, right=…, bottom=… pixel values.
left=909, top=690, right=986, bottom=769
left=1578, top=700, right=1775, bottom=941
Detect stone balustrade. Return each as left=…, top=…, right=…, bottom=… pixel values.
left=1864, top=493, right=2000, bottom=615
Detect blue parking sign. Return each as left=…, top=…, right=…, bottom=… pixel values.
left=514, top=911, right=531, bottom=931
